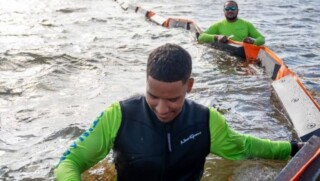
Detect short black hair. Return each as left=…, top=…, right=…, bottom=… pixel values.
left=147, top=43, right=192, bottom=84
left=224, top=0, right=238, bottom=8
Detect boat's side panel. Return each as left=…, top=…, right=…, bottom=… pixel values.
left=272, top=75, right=320, bottom=141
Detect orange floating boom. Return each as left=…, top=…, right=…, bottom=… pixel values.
left=113, top=0, right=320, bottom=142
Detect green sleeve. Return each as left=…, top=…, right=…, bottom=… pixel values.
left=198, top=23, right=220, bottom=43
left=54, top=102, right=122, bottom=181
left=208, top=107, right=291, bottom=160
left=246, top=21, right=265, bottom=45
left=198, top=19, right=265, bottom=45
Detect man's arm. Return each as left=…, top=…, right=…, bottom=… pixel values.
left=246, top=21, right=265, bottom=46
left=198, top=23, right=221, bottom=43
left=208, top=107, right=291, bottom=160
left=54, top=102, right=122, bottom=180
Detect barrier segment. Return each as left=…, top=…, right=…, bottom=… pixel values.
left=114, top=0, right=129, bottom=10
left=272, top=75, right=320, bottom=141
left=257, top=49, right=281, bottom=79
left=113, top=0, right=320, bottom=139
left=113, top=0, right=202, bottom=36
left=275, top=135, right=320, bottom=181
left=256, top=48, right=320, bottom=111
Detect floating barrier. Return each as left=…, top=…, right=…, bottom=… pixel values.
left=234, top=42, right=320, bottom=142
left=275, top=135, right=320, bottom=181
left=113, top=0, right=320, bottom=179
left=112, top=0, right=320, bottom=141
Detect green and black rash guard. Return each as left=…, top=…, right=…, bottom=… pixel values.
left=54, top=96, right=291, bottom=181
left=198, top=18, right=265, bottom=46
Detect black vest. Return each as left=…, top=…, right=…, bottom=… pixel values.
left=114, top=96, right=210, bottom=181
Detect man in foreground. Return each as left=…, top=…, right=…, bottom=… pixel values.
left=55, top=43, right=301, bottom=180
left=198, top=1, right=265, bottom=45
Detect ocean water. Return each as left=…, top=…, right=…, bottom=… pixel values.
left=0, top=0, right=319, bottom=180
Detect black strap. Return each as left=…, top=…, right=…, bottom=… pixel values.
left=290, top=140, right=299, bottom=157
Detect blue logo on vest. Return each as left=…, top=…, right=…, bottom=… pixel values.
left=180, top=132, right=202, bottom=144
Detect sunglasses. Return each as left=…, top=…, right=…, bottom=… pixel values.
left=224, top=6, right=237, bottom=11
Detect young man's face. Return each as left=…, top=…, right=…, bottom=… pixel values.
left=146, top=76, right=193, bottom=123
left=224, top=2, right=238, bottom=21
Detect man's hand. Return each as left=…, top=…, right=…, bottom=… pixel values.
left=214, top=35, right=228, bottom=43
left=243, top=37, right=255, bottom=44
left=291, top=141, right=305, bottom=156
left=297, top=142, right=305, bottom=149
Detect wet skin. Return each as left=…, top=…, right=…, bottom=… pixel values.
left=146, top=76, right=194, bottom=123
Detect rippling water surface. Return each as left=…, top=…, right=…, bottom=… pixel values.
left=0, top=0, right=319, bottom=180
